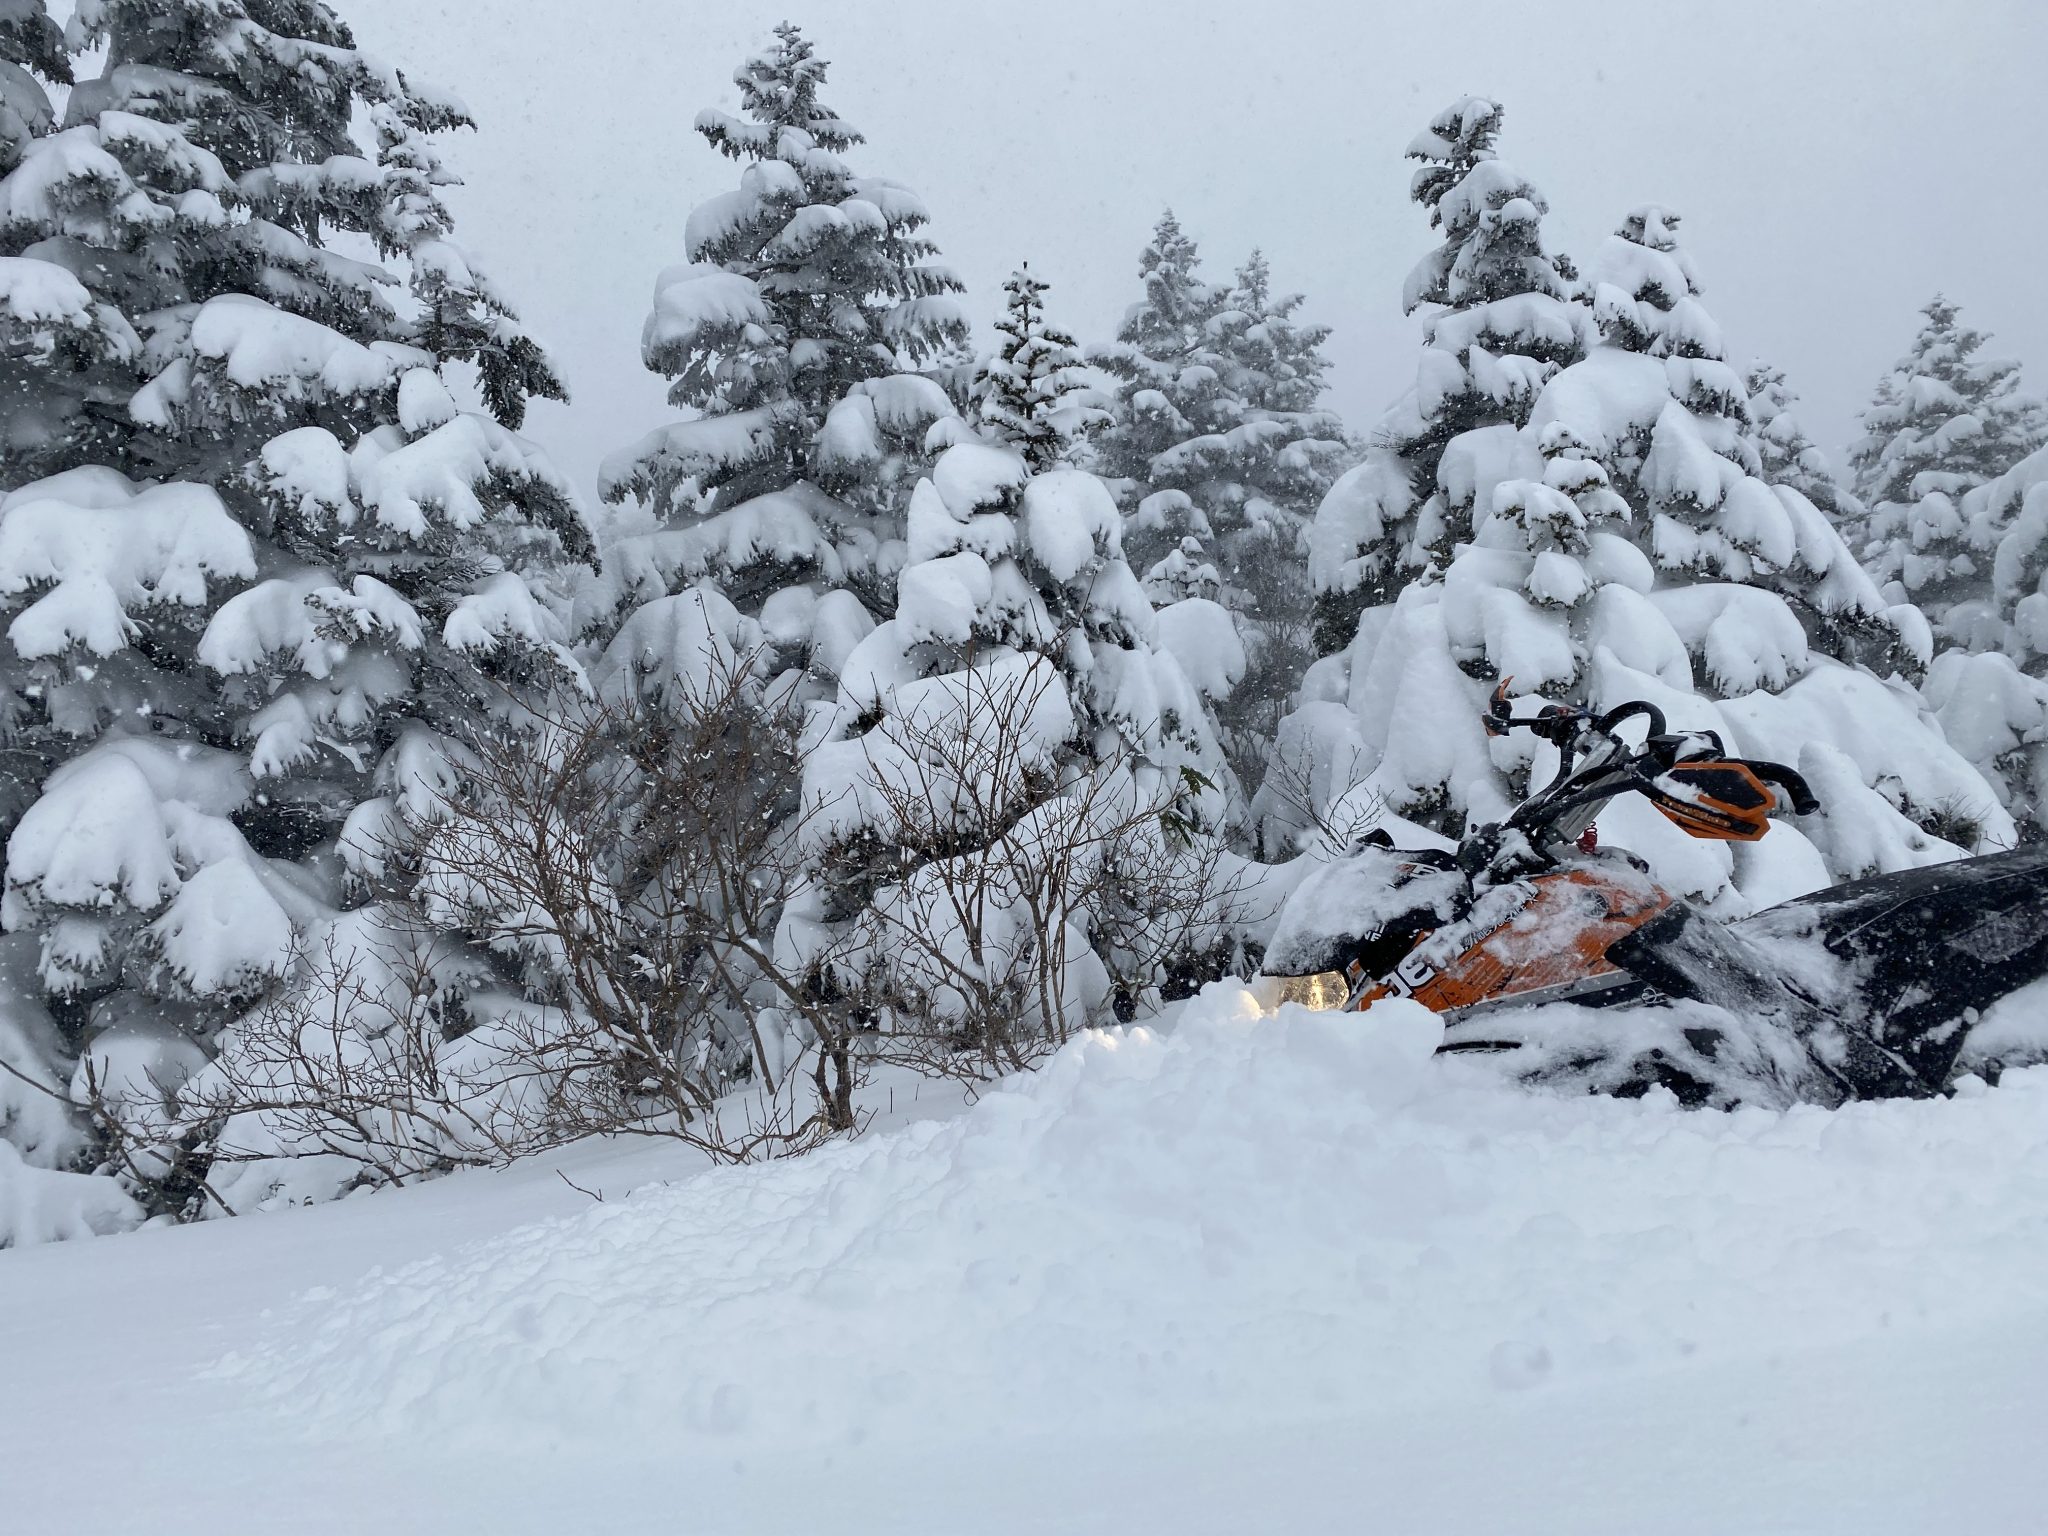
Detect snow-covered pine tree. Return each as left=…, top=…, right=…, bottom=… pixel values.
left=1928, top=445, right=2048, bottom=835
left=0, top=1, right=64, bottom=172
left=0, top=0, right=566, bottom=484
left=599, top=22, right=966, bottom=642
left=0, top=0, right=145, bottom=483
left=1265, top=190, right=2003, bottom=909
left=367, top=96, right=567, bottom=432
left=1092, top=226, right=1343, bottom=807
left=0, top=0, right=589, bottom=1224
left=1090, top=210, right=1228, bottom=585
left=1206, top=251, right=1346, bottom=548
left=781, top=442, right=1239, bottom=1073
left=1746, top=361, right=1861, bottom=524
left=1536, top=207, right=1918, bottom=680
left=1107, top=244, right=1345, bottom=601
left=1198, top=251, right=1346, bottom=799
left=1309, top=96, right=1583, bottom=656
left=1845, top=296, right=2048, bottom=647
left=965, top=263, right=1105, bottom=472
left=576, top=26, right=973, bottom=1129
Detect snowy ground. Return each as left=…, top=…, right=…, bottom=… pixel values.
left=8, top=984, right=2048, bottom=1534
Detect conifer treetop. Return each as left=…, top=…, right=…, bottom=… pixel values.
left=1403, top=95, right=1565, bottom=315
left=1850, top=294, right=2047, bottom=509
left=971, top=263, right=1103, bottom=473
left=1128, top=208, right=1211, bottom=339
left=605, top=21, right=966, bottom=517
left=1590, top=205, right=1718, bottom=359
left=700, top=21, right=860, bottom=156
left=1841, top=295, right=2046, bottom=642
left=1309, top=95, right=1580, bottom=647
left=1746, top=360, right=1860, bottom=523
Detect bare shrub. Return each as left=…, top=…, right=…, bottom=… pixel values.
left=55, top=646, right=874, bottom=1208
left=1255, top=732, right=1388, bottom=857
left=827, top=651, right=1251, bottom=1083
left=393, top=648, right=874, bottom=1152
left=37, top=630, right=1256, bottom=1209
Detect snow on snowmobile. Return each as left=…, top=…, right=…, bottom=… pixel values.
left=1262, top=683, right=2048, bottom=1107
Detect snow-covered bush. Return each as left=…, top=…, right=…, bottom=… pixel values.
left=0, top=929, right=145, bottom=1247
left=179, top=694, right=841, bottom=1211
left=782, top=443, right=1247, bottom=1077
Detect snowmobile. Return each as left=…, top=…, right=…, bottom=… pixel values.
left=1262, top=683, right=2048, bottom=1106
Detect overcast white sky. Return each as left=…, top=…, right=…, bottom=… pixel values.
left=347, top=0, right=2047, bottom=502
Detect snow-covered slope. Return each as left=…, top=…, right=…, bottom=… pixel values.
left=7, top=985, right=2048, bottom=1533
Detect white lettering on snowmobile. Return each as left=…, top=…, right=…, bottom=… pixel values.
left=1385, top=950, right=1437, bottom=999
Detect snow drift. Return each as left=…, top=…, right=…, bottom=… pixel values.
left=226, top=983, right=2048, bottom=1455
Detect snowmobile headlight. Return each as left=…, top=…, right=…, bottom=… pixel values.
left=1276, top=971, right=1348, bottom=1011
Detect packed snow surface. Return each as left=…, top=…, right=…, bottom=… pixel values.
left=9, top=984, right=2048, bottom=1532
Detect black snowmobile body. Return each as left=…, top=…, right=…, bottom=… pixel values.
left=1441, top=844, right=2048, bottom=1105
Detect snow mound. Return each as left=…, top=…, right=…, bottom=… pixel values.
left=226, top=984, right=2048, bottom=1453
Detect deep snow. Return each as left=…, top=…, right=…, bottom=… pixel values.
left=8, top=984, right=2048, bottom=1533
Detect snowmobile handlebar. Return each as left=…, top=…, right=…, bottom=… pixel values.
left=1484, top=683, right=1669, bottom=749
left=1593, top=699, right=1667, bottom=740
left=1736, top=759, right=1820, bottom=816
left=1486, top=680, right=1816, bottom=811
left=1477, top=680, right=1822, bottom=871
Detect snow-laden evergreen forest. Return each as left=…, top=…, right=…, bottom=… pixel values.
left=4, top=4, right=2048, bottom=1530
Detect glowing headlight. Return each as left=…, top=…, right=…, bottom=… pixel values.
left=1275, top=971, right=1348, bottom=1011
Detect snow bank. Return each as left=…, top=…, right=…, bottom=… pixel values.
left=229, top=983, right=2048, bottom=1452
left=0, top=1139, right=142, bottom=1248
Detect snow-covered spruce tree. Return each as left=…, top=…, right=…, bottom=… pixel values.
left=963, top=263, right=1106, bottom=472
left=599, top=22, right=966, bottom=646
left=1928, top=445, right=2048, bottom=835
left=0, top=1, right=64, bottom=169
left=1309, top=96, right=1583, bottom=656
left=575, top=26, right=970, bottom=1130
left=0, top=0, right=173, bottom=1238
left=1092, top=226, right=1344, bottom=805
left=1108, top=245, right=1345, bottom=598
left=0, top=0, right=563, bottom=484
left=0, top=0, right=146, bottom=484
left=1845, top=297, right=2048, bottom=647
left=780, top=443, right=1241, bottom=1086
left=1089, top=210, right=1229, bottom=585
left=1263, top=198, right=2004, bottom=907
left=1207, top=250, right=1346, bottom=528
left=1570, top=206, right=1918, bottom=677
left=0, top=0, right=589, bottom=1225
left=1746, top=361, right=1861, bottom=525
left=1198, top=251, right=1347, bottom=799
